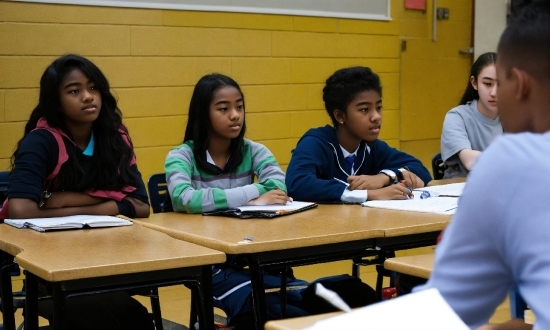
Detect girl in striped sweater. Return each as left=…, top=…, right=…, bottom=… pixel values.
left=165, top=73, right=291, bottom=213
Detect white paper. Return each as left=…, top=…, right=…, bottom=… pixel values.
left=236, top=201, right=315, bottom=212
left=305, top=288, right=468, bottom=330
left=362, top=197, right=458, bottom=214
left=414, top=182, right=466, bottom=197
left=5, top=215, right=132, bottom=231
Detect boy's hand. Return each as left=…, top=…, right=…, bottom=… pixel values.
left=347, top=174, right=388, bottom=190
left=247, top=189, right=292, bottom=206
left=367, top=184, right=413, bottom=201
left=400, top=170, right=425, bottom=189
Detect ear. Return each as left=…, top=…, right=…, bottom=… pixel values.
left=470, top=76, right=478, bottom=90
left=511, top=68, right=531, bottom=101
left=333, top=109, right=346, bottom=125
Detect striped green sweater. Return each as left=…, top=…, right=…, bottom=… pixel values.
left=165, top=139, right=286, bottom=213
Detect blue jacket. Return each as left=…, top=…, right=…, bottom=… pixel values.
left=286, top=125, right=432, bottom=203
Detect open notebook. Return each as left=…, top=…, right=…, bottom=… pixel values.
left=362, top=197, right=458, bottom=215
left=4, top=215, right=132, bottom=232
left=203, top=201, right=317, bottom=219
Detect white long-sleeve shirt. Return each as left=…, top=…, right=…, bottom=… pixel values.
left=416, top=131, right=550, bottom=330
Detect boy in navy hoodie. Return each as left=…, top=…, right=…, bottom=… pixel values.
left=286, top=66, right=431, bottom=203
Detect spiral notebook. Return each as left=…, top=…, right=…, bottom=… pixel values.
left=4, top=215, right=132, bottom=232
left=203, top=201, right=317, bottom=219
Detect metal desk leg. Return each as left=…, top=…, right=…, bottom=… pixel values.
left=247, top=257, right=268, bottom=330
left=24, top=272, right=39, bottom=330
left=279, top=269, right=287, bottom=319
left=52, top=283, right=66, bottom=330
left=1, top=261, right=16, bottom=330
left=197, top=266, right=214, bottom=330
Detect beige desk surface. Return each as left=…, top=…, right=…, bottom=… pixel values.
left=384, top=253, right=435, bottom=279
left=0, top=222, right=225, bottom=282
left=135, top=204, right=451, bottom=255
left=264, top=311, right=343, bottom=330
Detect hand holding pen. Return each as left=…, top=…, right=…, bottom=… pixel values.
left=366, top=181, right=414, bottom=200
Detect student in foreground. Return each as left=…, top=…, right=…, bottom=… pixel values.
left=441, top=52, right=503, bottom=178
left=416, top=2, right=550, bottom=329
left=286, top=66, right=432, bottom=203
left=165, top=73, right=378, bottom=328
left=1, top=55, right=153, bottom=329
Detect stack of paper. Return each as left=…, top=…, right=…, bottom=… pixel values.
left=5, top=215, right=132, bottom=232
left=362, top=197, right=458, bottom=214
left=305, top=288, right=468, bottom=330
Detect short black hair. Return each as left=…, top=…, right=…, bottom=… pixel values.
left=498, top=0, right=550, bottom=82
left=322, top=66, right=382, bottom=127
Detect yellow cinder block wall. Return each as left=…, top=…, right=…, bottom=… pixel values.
left=0, top=1, right=404, bottom=180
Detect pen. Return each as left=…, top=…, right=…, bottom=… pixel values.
left=395, top=180, right=412, bottom=199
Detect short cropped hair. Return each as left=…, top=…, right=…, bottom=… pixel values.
left=498, top=0, right=550, bottom=81
left=322, top=66, right=382, bottom=127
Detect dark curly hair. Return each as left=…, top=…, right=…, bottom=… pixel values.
left=322, top=66, right=382, bottom=127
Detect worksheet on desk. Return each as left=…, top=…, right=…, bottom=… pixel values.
left=414, top=182, right=466, bottom=197
left=361, top=197, right=458, bottom=214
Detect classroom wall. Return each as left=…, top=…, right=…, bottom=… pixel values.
left=0, top=0, right=403, bottom=182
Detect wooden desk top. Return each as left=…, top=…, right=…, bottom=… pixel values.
left=135, top=204, right=451, bottom=254
left=264, top=311, right=343, bottom=330
left=0, top=222, right=225, bottom=282
left=383, top=253, right=435, bottom=279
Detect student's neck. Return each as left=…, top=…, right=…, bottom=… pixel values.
left=529, top=83, right=550, bottom=133
left=66, top=123, right=93, bottom=150
left=208, top=137, right=232, bottom=169
left=335, top=126, right=361, bottom=153
left=476, top=101, right=498, bottom=120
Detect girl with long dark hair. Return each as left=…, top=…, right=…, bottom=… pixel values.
left=441, top=52, right=503, bottom=178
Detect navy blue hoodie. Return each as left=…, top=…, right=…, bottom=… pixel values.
left=286, top=125, right=432, bottom=203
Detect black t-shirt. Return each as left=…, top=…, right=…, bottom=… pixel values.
left=8, top=129, right=149, bottom=216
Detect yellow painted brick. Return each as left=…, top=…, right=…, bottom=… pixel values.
left=232, top=58, right=291, bottom=85
left=291, top=110, right=331, bottom=138
left=0, top=56, right=55, bottom=89
left=400, top=19, right=430, bottom=38
left=0, top=2, right=162, bottom=25
left=245, top=112, right=291, bottom=140
left=0, top=122, right=25, bottom=158
left=90, top=57, right=232, bottom=88
left=162, top=10, right=293, bottom=31
left=400, top=139, right=440, bottom=174
left=0, top=158, right=10, bottom=172
left=0, top=90, right=4, bottom=122
left=134, top=146, right=174, bottom=186
left=254, top=139, right=297, bottom=165
left=243, top=85, right=309, bottom=113
left=131, top=26, right=271, bottom=56
left=5, top=89, right=38, bottom=122
left=402, top=23, right=472, bottom=59
left=290, top=59, right=336, bottom=84
left=379, top=72, right=399, bottom=110
left=379, top=110, right=399, bottom=140
left=306, top=84, right=325, bottom=110
left=401, top=58, right=468, bottom=140
left=437, top=0, right=473, bottom=22
left=334, top=59, right=400, bottom=73
left=293, top=17, right=338, bottom=33
left=384, top=139, right=400, bottom=149
left=124, top=116, right=187, bottom=148
left=338, top=19, right=399, bottom=35
left=0, top=23, right=131, bottom=56
left=272, top=31, right=400, bottom=58
left=114, top=87, right=193, bottom=118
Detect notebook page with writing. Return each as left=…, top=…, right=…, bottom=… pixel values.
left=5, top=215, right=132, bottom=232
left=236, top=201, right=315, bottom=212
left=304, top=288, right=468, bottom=330
left=414, top=182, right=466, bottom=197
left=362, top=197, right=458, bottom=214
